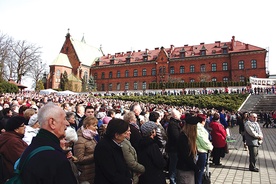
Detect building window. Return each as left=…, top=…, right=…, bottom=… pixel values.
left=108, top=83, right=112, bottom=91
left=190, top=65, right=195, bottom=73
left=133, top=69, right=138, bottom=77
left=151, top=68, right=156, bottom=76
left=251, top=59, right=257, bottom=68
left=211, top=63, right=217, bottom=71
left=116, top=83, right=120, bottom=90
left=56, top=70, right=61, bottom=77
left=223, top=77, right=228, bottom=82
left=180, top=66, right=185, bottom=74
left=143, top=56, right=148, bottom=61
left=180, top=52, right=185, bottom=59
left=200, top=64, right=206, bottom=72
left=159, top=66, right=166, bottom=74
left=170, top=66, right=175, bottom=74
left=94, top=73, right=97, bottom=80
left=240, top=76, right=245, bottom=82
left=212, top=77, right=217, bottom=82
left=190, top=78, right=195, bottom=82
left=125, top=70, right=129, bottom=77
left=125, top=82, right=129, bottom=90
left=142, top=69, right=147, bottom=76
left=134, top=82, right=138, bottom=90
left=222, top=62, right=228, bottom=71
left=126, top=57, right=130, bottom=63
left=117, top=71, right=121, bottom=78
left=142, top=82, right=146, bottom=90
left=239, top=60, right=244, bottom=69
left=83, top=71, right=88, bottom=83
left=101, top=84, right=105, bottom=91
left=109, top=72, right=112, bottom=78
left=101, top=72, right=105, bottom=79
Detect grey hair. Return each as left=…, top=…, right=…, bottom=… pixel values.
left=37, top=102, right=62, bottom=126
left=123, top=111, right=136, bottom=123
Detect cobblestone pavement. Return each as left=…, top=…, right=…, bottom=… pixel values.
left=209, top=124, right=276, bottom=184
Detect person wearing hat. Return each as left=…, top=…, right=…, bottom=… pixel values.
left=0, top=116, right=28, bottom=182
left=23, top=114, right=40, bottom=145
left=137, top=121, right=166, bottom=184
left=176, top=115, right=200, bottom=184
left=195, top=114, right=213, bottom=184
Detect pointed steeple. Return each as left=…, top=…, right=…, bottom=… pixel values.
left=81, top=33, right=86, bottom=43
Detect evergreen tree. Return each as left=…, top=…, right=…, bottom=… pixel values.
left=87, top=76, right=97, bottom=91
left=60, top=71, right=69, bottom=90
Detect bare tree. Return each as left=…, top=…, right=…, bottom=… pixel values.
left=9, top=40, right=42, bottom=84
left=28, top=59, right=47, bottom=89
left=0, top=32, right=13, bottom=81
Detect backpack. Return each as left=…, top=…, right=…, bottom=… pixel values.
left=5, top=146, right=54, bottom=184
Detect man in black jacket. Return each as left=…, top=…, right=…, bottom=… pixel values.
left=166, top=108, right=182, bottom=184
left=20, top=103, right=77, bottom=184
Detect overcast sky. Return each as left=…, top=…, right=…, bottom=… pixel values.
left=1, top=0, right=275, bottom=87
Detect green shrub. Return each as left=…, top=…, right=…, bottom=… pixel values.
left=0, top=81, right=19, bottom=93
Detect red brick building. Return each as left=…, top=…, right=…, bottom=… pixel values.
left=48, top=32, right=267, bottom=92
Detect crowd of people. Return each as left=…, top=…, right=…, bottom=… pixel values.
left=0, top=92, right=269, bottom=184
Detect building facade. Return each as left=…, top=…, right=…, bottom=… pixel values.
left=48, top=33, right=267, bottom=93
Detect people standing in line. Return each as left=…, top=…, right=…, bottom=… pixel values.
left=94, top=118, right=133, bottom=184
left=123, top=111, right=142, bottom=152
left=209, top=112, right=227, bottom=166
left=195, top=114, right=213, bottom=184
left=23, top=114, right=40, bottom=145
left=166, top=108, right=182, bottom=184
left=74, top=116, right=98, bottom=184
left=176, top=115, right=199, bottom=184
left=0, top=116, right=28, bottom=182
left=78, top=106, right=95, bottom=129
left=121, top=123, right=145, bottom=184
left=244, top=113, right=263, bottom=172
left=138, top=121, right=166, bottom=184
left=20, top=103, right=78, bottom=184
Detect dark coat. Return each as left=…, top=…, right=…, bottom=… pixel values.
left=176, top=132, right=199, bottom=172
left=94, top=136, right=132, bottom=184
left=20, top=129, right=78, bottom=184
left=166, top=117, right=182, bottom=153
left=138, top=137, right=166, bottom=184
left=0, top=131, right=28, bottom=181
left=129, top=124, right=142, bottom=152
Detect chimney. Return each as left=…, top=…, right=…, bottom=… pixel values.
left=138, top=50, right=141, bottom=52
left=184, top=44, right=188, bottom=46
left=155, top=47, right=159, bottom=50
left=200, top=42, right=204, bottom=45
left=215, top=41, right=221, bottom=47
left=245, top=44, right=249, bottom=50
left=107, top=54, right=111, bottom=58
left=231, top=36, right=235, bottom=50
left=170, top=45, right=174, bottom=51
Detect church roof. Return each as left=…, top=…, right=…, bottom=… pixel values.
left=50, top=53, right=72, bottom=68
left=68, top=73, right=82, bottom=82
left=70, top=37, right=103, bottom=67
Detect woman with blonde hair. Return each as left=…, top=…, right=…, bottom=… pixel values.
left=176, top=115, right=199, bottom=184
left=74, top=116, right=98, bottom=184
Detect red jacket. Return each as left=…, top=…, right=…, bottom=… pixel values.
left=209, top=121, right=227, bottom=148
left=0, top=131, right=28, bottom=181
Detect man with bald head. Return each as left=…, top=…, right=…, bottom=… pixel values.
left=20, top=103, right=77, bottom=183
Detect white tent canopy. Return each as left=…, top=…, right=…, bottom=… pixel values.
left=39, top=89, right=58, bottom=95
left=56, top=90, right=77, bottom=96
